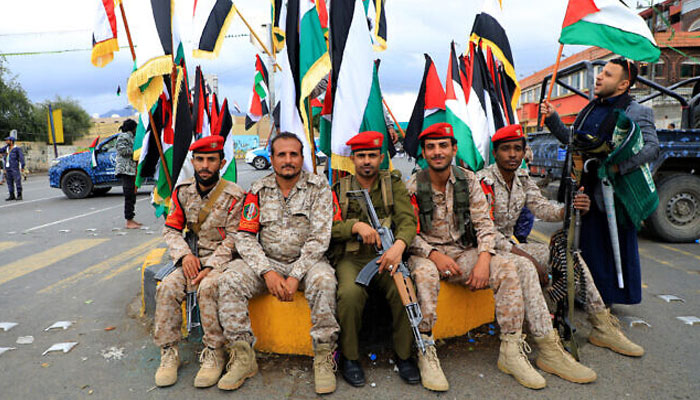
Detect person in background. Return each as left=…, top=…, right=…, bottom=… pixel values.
left=115, top=119, right=141, bottom=228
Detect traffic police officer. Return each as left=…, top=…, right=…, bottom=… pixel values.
left=2, top=136, right=25, bottom=201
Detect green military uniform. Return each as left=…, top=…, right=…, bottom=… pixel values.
left=330, top=170, right=418, bottom=361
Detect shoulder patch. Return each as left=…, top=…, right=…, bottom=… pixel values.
left=164, top=187, right=185, bottom=231
left=410, top=194, right=421, bottom=233
left=332, top=191, right=343, bottom=221
left=479, top=178, right=495, bottom=221
left=238, top=193, right=261, bottom=234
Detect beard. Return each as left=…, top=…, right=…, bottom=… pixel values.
left=194, top=169, right=220, bottom=186
left=275, top=164, right=301, bottom=180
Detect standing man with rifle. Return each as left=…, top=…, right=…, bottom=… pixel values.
left=541, top=58, right=659, bottom=306
left=330, top=130, right=420, bottom=388
left=217, top=132, right=339, bottom=395
left=478, top=124, right=644, bottom=359
left=408, top=123, right=596, bottom=390
left=156, top=135, right=247, bottom=388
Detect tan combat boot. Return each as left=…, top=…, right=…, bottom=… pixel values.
left=194, top=347, right=226, bottom=388
left=417, top=334, right=449, bottom=392
left=497, top=332, right=546, bottom=390
left=588, top=309, right=644, bottom=357
left=313, top=343, right=337, bottom=394
left=217, top=340, right=258, bottom=391
left=155, top=346, right=180, bottom=387
left=533, top=330, right=597, bottom=384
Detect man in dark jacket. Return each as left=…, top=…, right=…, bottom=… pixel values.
left=1, top=136, right=25, bottom=201
left=115, top=119, right=141, bottom=228
left=541, top=58, right=659, bottom=305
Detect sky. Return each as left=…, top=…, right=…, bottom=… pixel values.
left=0, top=0, right=617, bottom=123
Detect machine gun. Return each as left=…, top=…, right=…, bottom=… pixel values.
left=346, top=189, right=431, bottom=354
left=184, top=230, right=201, bottom=334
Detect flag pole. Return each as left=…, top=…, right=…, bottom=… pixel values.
left=540, top=43, right=564, bottom=128
left=118, top=2, right=173, bottom=192
left=382, top=98, right=405, bottom=139
left=306, top=98, right=318, bottom=174
left=233, top=4, right=280, bottom=72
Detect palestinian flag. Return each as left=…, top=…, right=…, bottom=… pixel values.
left=134, top=108, right=158, bottom=188
left=192, top=66, right=211, bottom=139
left=91, top=0, right=119, bottom=68
left=404, top=54, right=446, bottom=160
left=324, top=0, right=379, bottom=173
left=245, top=54, right=270, bottom=130
left=469, top=0, right=520, bottom=113
left=192, top=0, right=236, bottom=59
left=364, top=0, right=387, bottom=51
left=271, top=0, right=286, bottom=53
left=358, top=60, right=395, bottom=170
left=445, top=42, right=479, bottom=171
left=89, top=136, right=100, bottom=168
left=461, top=42, right=495, bottom=170
left=286, top=0, right=331, bottom=152
left=124, top=0, right=176, bottom=112
left=216, top=99, right=237, bottom=183
left=560, top=0, right=660, bottom=62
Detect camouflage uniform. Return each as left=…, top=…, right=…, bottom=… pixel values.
left=218, top=171, right=339, bottom=349
left=407, top=167, right=539, bottom=335
left=155, top=178, right=246, bottom=349
left=477, top=163, right=606, bottom=314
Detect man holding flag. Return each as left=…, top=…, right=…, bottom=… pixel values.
left=541, top=58, right=659, bottom=306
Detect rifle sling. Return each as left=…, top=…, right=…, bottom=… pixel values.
left=191, top=180, right=226, bottom=236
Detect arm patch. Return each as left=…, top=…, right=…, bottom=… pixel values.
left=164, top=187, right=185, bottom=231
left=410, top=193, right=421, bottom=234
left=238, top=193, right=261, bottom=234
left=479, top=178, right=495, bottom=221
left=332, top=191, right=343, bottom=221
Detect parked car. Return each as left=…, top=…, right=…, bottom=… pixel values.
left=245, top=139, right=327, bottom=170
left=49, top=133, right=153, bottom=199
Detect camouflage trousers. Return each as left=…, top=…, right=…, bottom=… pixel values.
left=515, top=242, right=606, bottom=314
left=219, top=258, right=340, bottom=349
left=153, top=267, right=225, bottom=349
left=408, top=244, right=525, bottom=335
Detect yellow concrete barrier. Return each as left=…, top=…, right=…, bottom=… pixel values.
left=250, top=282, right=495, bottom=356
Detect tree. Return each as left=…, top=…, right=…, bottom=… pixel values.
left=30, top=97, right=92, bottom=145
left=0, top=57, right=35, bottom=140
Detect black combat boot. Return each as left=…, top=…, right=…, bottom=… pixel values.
left=5, top=192, right=15, bottom=201
left=15, top=191, right=22, bottom=201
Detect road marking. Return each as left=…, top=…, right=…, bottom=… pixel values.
left=0, top=241, right=22, bottom=252
left=0, top=239, right=109, bottom=286
left=38, top=236, right=163, bottom=294
left=0, top=195, right=64, bottom=209
left=99, top=259, right=146, bottom=282
left=657, top=243, right=700, bottom=262
left=23, top=197, right=149, bottom=232
left=101, top=247, right=167, bottom=282
left=639, top=248, right=692, bottom=274
left=529, top=230, right=551, bottom=244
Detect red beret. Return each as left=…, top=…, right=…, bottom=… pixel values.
left=492, top=124, right=524, bottom=143
left=418, top=122, right=454, bottom=141
left=346, top=131, right=383, bottom=152
left=189, top=135, right=224, bottom=153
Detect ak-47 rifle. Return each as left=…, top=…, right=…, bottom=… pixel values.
left=184, top=230, right=201, bottom=334
left=555, top=126, right=582, bottom=360
left=346, top=189, right=431, bottom=354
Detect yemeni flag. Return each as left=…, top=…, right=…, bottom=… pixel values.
left=364, top=0, right=387, bottom=51
left=245, top=54, right=270, bottom=130
left=192, top=0, right=236, bottom=59
left=89, top=136, right=100, bottom=168
left=445, top=41, right=480, bottom=171
left=286, top=0, right=331, bottom=150
left=134, top=107, right=159, bottom=188
left=324, top=0, right=379, bottom=173
left=124, top=0, right=176, bottom=112
left=461, top=41, right=495, bottom=170
left=404, top=54, right=446, bottom=160
left=359, top=60, right=395, bottom=170
left=469, top=0, right=520, bottom=114
left=559, top=0, right=660, bottom=62
left=91, top=0, right=119, bottom=68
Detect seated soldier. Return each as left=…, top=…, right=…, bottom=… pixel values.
left=408, top=123, right=596, bottom=391
left=217, top=132, right=339, bottom=394
left=155, top=135, right=247, bottom=388
left=476, top=124, right=644, bottom=358
left=330, top=131, right=420, bottom=387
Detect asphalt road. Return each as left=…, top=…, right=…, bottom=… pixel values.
left=0, top=159, right=698, bottom=399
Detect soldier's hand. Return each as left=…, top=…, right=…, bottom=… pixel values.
left=352, top=222, right=382, bottom=248
left=191, top=267, right=211, bottom=286
left=540, top=100, right=555, bottom=118
left=378, top=241, right=406, bottom=275
left=182, top=254, right=201, bottom=279
left=428, top=250, right=461, bottom=279
left=284, top=277, right=299, bottom=301
left=573, top=189, right=590, bottom=215
left=264, top=270, right=288, bottom=301
left=466, top=252, right=491, bottom=290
